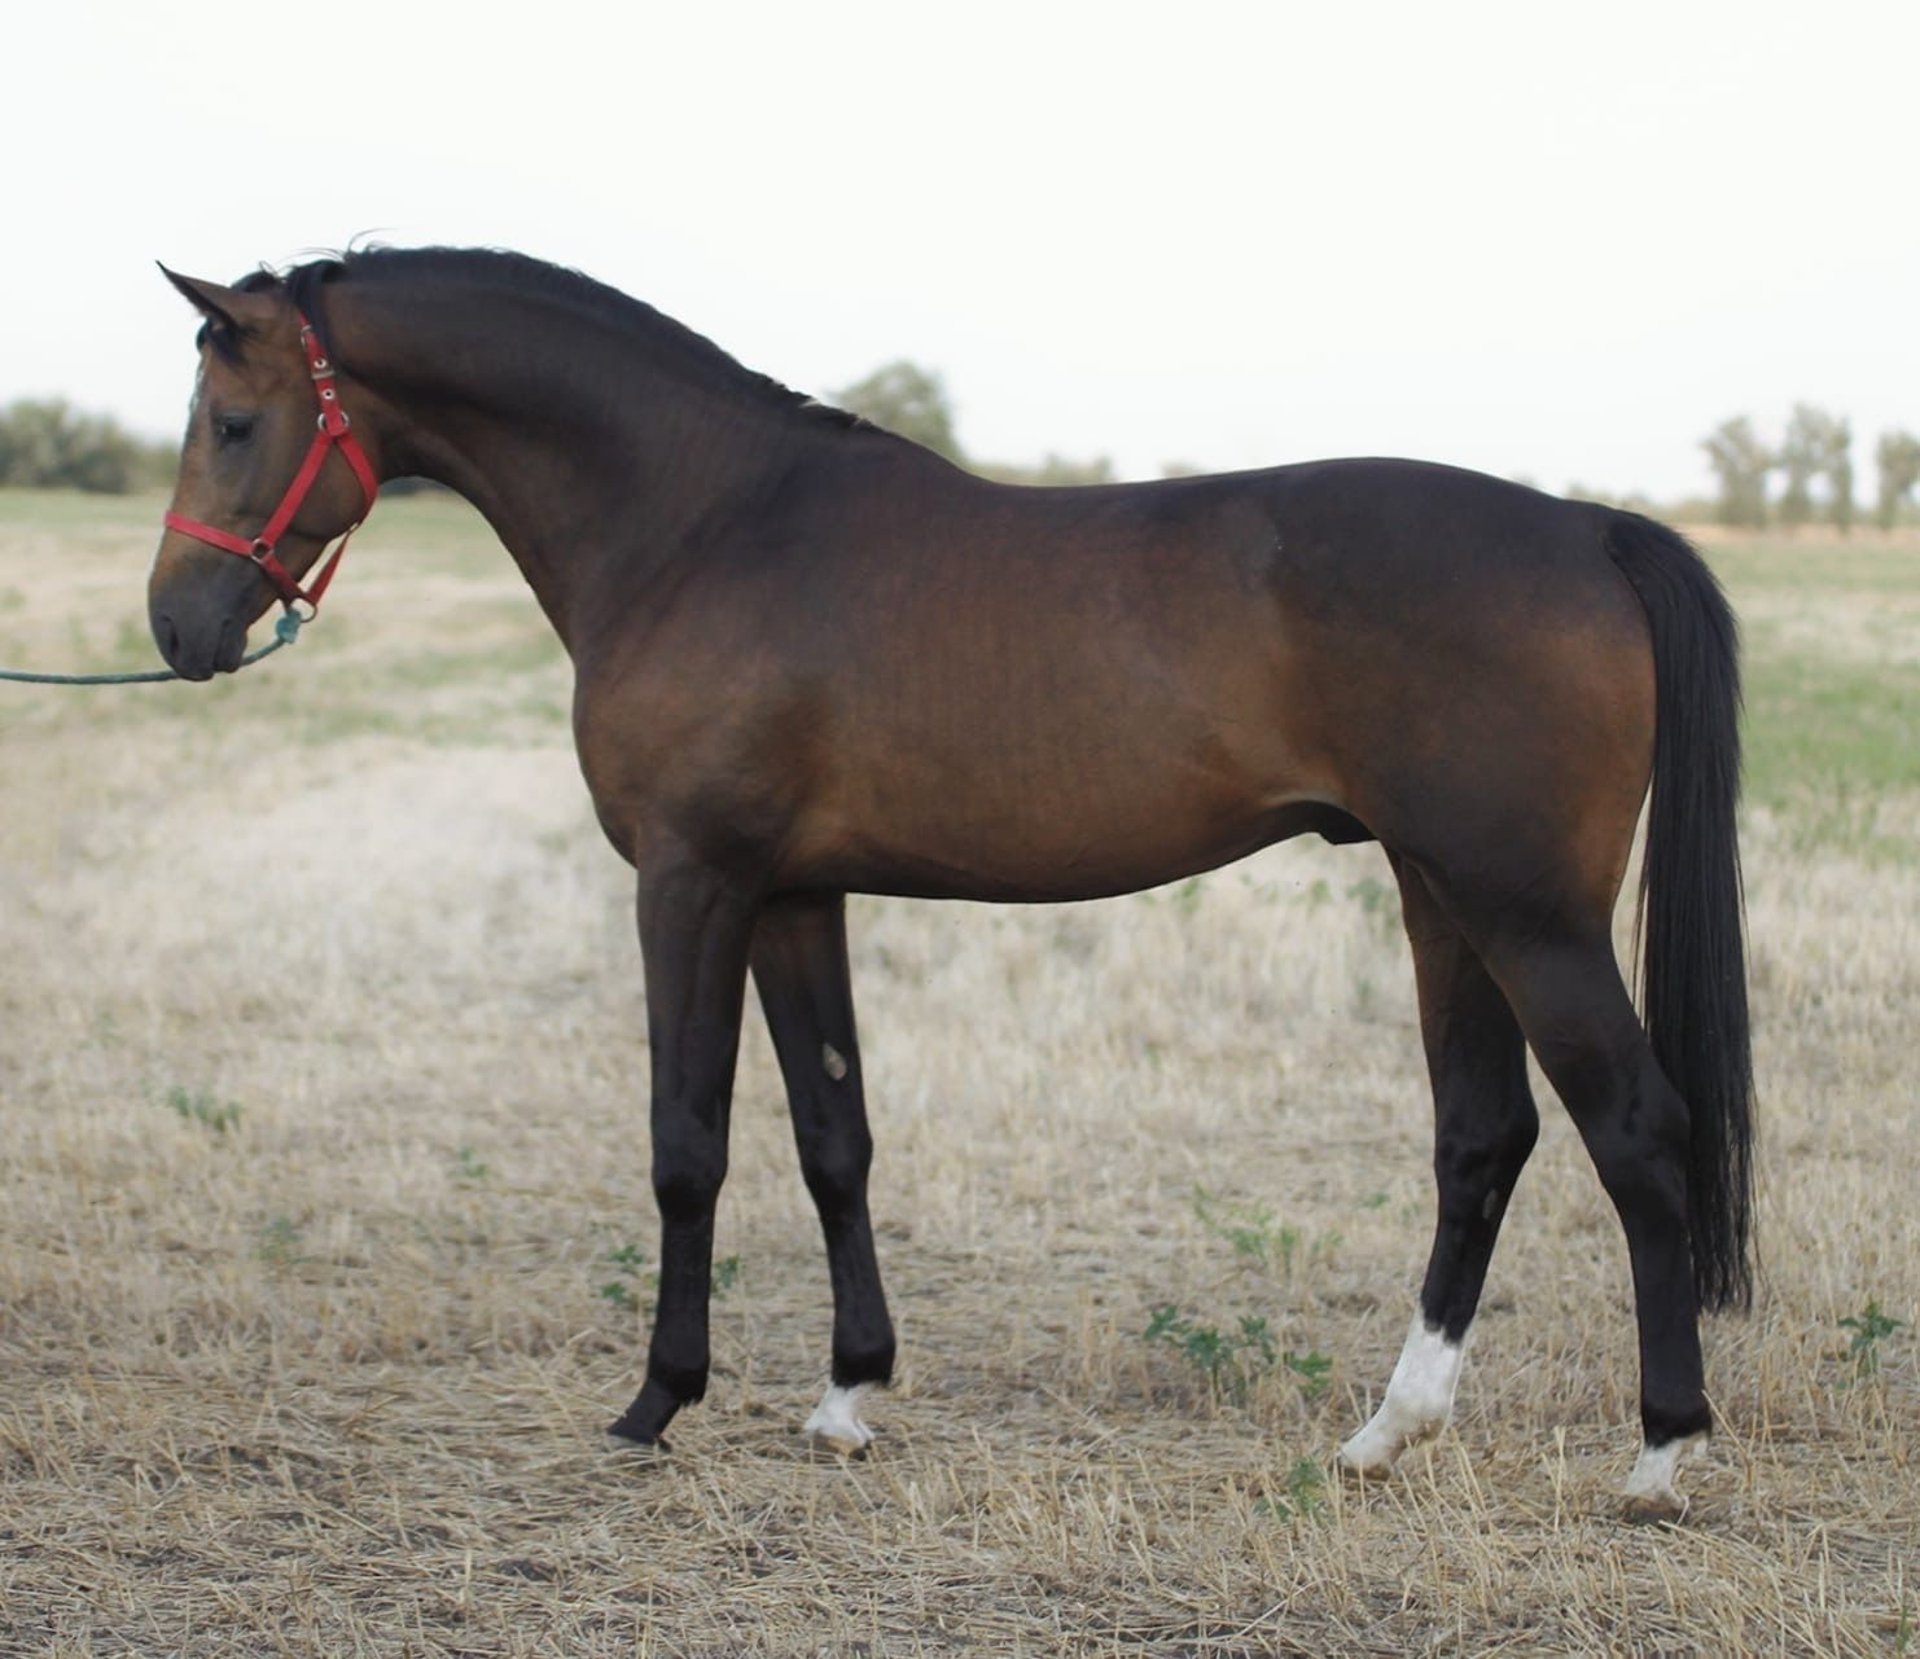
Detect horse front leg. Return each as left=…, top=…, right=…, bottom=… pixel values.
left=607, top=857, right=756, bottom=1449
left=750, top=891, right=894, bottom=1453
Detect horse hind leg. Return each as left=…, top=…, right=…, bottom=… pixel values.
left=1446, top=887, right=1709, bottom=1521
left=1341, top=857, right=1539, bottom=1478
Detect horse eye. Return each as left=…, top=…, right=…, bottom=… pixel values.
left=213, top=412, right=256, bottom=447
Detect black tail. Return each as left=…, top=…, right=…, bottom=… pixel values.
left=1604, top=512, right=1754, bottom=1312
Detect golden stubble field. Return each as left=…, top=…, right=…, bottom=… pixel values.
left=1, top=490, right=1916, bottom=1656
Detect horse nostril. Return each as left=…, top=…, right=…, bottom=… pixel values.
left=155, top=614, right=180, bottom=662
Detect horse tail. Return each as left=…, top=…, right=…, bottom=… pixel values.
left=1602, top=511, right=1754, bottom=1312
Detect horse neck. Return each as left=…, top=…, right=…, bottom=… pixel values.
left=334, top=284, right=831, bottom=654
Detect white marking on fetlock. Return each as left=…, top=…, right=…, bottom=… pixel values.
left=1623, top=1433, right=1705, bottom=1520
left=804, top=1383, right=873, bottom=1454
left=1339, top=1316, right=1463, bottom=1475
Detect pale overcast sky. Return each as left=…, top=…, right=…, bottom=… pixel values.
left=5, top=1, right=1915, bottom=502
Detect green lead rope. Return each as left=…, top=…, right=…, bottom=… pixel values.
left=0, top=609, right=304, bottom=685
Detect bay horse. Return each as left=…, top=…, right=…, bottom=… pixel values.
left=148, top=248, right=1751, bottom=1519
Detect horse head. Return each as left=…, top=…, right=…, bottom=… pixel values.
left=150, top=267, right=378, bottom=679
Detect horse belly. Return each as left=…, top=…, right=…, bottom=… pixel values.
left=788, top=729, right=1336, bottom=903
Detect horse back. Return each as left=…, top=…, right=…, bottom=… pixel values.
left=574, top=454, right=1654, bottom=904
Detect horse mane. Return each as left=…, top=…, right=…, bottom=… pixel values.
left=232, top=246, right=871, bottom=436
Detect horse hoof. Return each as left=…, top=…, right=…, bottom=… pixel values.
left=607, top=1378, right=684, bottom=1449
left=606, top=1418, right=671, bottom=1454
left=809, top=1429, right=872, bottom=1459
left=1338, top=1411, right=1440, bottom=1479
left=1621, top=1433, right=1704, bottom=1523
left=804, top=1383, right=875, bottom=1457
left=1620, top=1489, right=1686, bottom=1525
left=1336, top=1451, right=1390, bottom=1485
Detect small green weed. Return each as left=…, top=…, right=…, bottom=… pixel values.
left=1192, top=1188, right=1339, bottom=1280
left=598, top=1241, right=652, bottom=1310
left=258, top=1216, right=304, bottom=1266
left=1145, top=1306, right=1275, bottom=1405
left=1256, top=1456, right=1330, bottom=1522
left=1838, top=1300, right=1904, bottom=1378
left=711, top=1254, right=743, bottom=1295
left=161, top=1085, right=240, bottom=1135
left=1144, top=1306, right=1332, bottom=1409
left=1282, top=1348, right=1334, bottom=1401
left=1193, top=1188, right=1291, bottom=1267
left=452, top=1145, right=491, bottom=1183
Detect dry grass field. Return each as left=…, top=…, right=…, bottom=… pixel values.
left=1, top=488, right=1915, bottom=1656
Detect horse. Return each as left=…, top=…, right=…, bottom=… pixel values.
left=148, top=247, right=1751, bottom=1520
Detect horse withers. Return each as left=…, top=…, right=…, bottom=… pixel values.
left=148, top=249, right=1751, bottom=1520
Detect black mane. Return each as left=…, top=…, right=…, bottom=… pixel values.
left=241, top=246, right=869, bottom=435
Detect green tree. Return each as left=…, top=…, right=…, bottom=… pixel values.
left=1877, top=430, right=1920, bottom=530
left=831, top=360, right=964, bottom=463
left=1778, top=404, right=1852, bottom=531
left=0, top=398, right=164, bottom=493
left=1701, top=416, right=1773, bottom=528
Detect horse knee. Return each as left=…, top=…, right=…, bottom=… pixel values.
left=1435, top=1101, right=1538, bottom=1179
left=799, top=1124, right=873, bottom=1212
left=653, top=1128, right=729, bottom=1222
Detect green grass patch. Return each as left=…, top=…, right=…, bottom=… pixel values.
left=1741, top=649, right=1920, bottom=860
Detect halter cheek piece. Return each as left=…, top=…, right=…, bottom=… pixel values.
left=162, top=312, right=378, bottom=617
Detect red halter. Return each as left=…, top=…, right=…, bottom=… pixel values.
left=163, top=312, right=378, bottom=615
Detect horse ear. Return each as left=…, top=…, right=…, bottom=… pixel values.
left=157, top=264, right=278, bottom=340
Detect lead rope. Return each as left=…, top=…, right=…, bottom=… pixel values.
left=0, top=607, right=305, bottom=685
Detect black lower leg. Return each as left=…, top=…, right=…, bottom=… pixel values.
left=1397, top=861, right=1539, bottom=1343
left=607, top=859, right=754, bottom=1448
left=751, top=893, right=896, bottom=1391
left=1491, top=932, right=1710, bottom=1448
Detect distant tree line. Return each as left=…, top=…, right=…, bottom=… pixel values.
left=11, top=370, right=1920, bottom=531
left=0, top=399, right=174, bottom=494
left=1702, top=405, right=1920, bottom=531
left=844, top=362, right=1920, bottom=528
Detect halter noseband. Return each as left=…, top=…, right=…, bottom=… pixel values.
left=163, top=312, right=378, bottom=616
